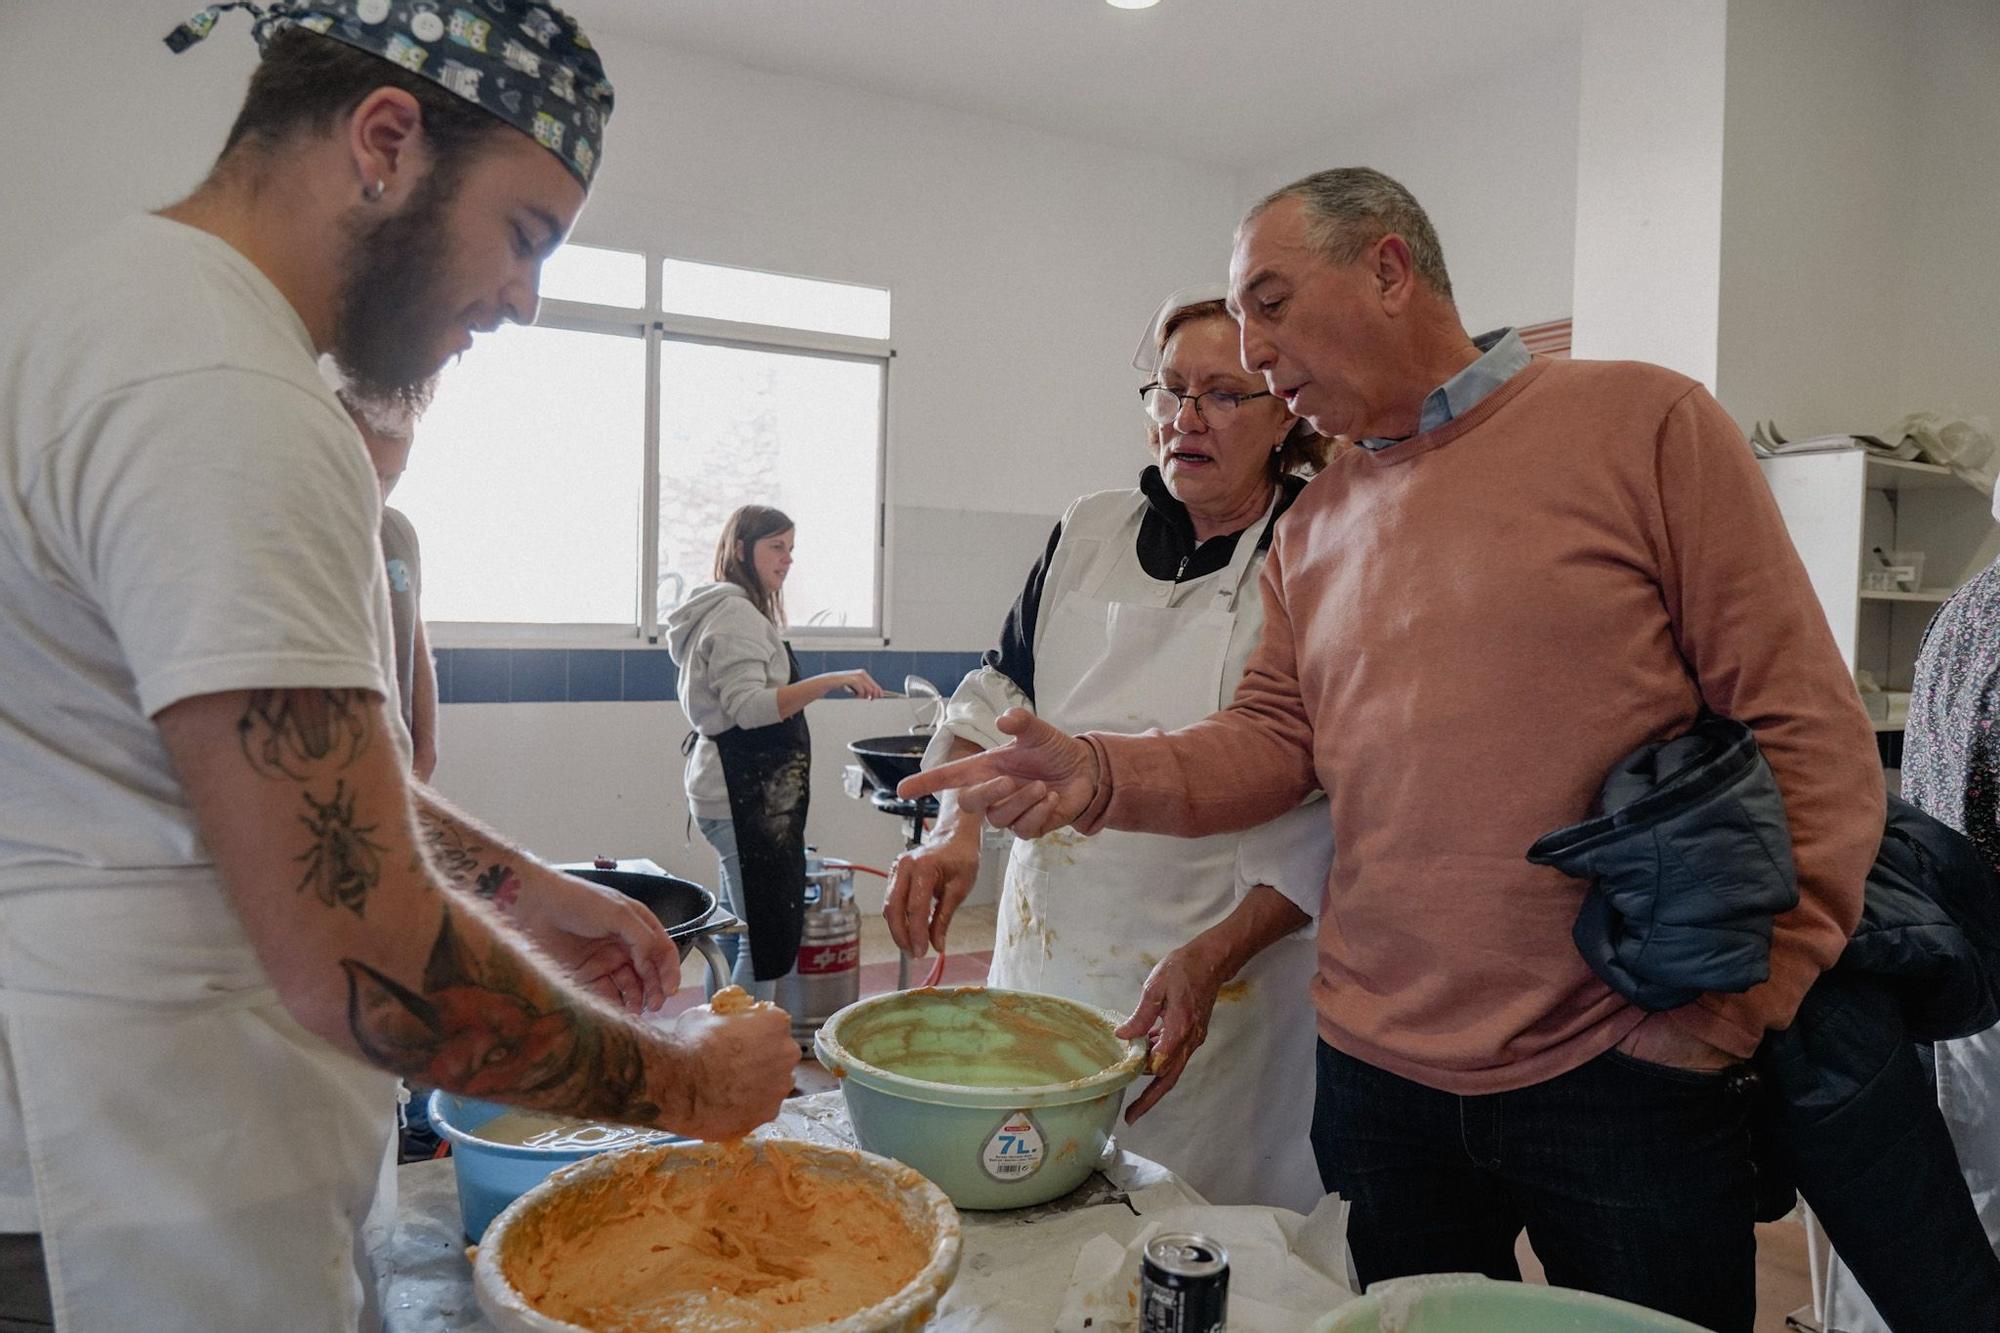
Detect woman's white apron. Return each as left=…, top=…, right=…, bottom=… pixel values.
left=987, top=491, right=1323, bottom=1212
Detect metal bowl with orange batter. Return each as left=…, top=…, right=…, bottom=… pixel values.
left=473, top=1137, right=961, bottom=1332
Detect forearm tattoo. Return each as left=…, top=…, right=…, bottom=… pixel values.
left=231, top=693, right=646, bottom=1115
left=418, top=807, right=484, bottom=881
left=342, top=910, right=659, bottom=1119
left=417, top=806, right=521, bottom=911
left=237, top=689, right=369, bottom=779
left=474, top=863, right=523, bottom=911
left=295, top=779, right=386, bottom=916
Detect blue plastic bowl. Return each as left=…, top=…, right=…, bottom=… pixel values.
left=428, top=1092, right=684, bottom=1242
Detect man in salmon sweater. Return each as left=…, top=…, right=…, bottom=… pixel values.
left=906, top=168, right=1883, bottom=1331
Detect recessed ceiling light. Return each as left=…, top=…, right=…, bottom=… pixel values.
left=1107, top=0, right=1161, bottom=9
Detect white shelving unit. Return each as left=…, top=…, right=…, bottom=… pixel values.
left=1758, top=452, right=1999, bottom=741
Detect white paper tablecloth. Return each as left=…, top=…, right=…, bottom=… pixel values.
left=372, top=1092, right=1354, bottom=1331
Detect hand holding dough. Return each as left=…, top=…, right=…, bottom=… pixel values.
left=665, top=987, right=795, bottom=1141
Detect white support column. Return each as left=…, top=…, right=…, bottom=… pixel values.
left=1569, top=0, right=1729, bottom=386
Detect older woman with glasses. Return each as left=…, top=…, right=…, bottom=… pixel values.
left=884, top=286, right=1334, bottom=1211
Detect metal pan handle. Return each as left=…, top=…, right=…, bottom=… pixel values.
left=691, top=932, right=731, bottom=1002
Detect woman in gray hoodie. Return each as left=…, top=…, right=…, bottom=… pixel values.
left=665, top=506, right=882, bottom=998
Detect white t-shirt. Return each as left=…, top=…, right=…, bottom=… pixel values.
left=0, top=216, right=402, bottom=1228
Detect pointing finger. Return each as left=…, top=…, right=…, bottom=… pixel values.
left=898, top=751, right=1000, bottom=800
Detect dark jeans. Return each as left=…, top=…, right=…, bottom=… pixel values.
left=0, top=1233, right=52, bottom=1331
left=1312, top=1039, right=1757, bottom=1333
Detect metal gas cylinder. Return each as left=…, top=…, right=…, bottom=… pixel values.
left=777, top=858, right=860, bottom=1044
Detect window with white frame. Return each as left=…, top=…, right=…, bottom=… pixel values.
left=393, top=244, right=890, bottom=639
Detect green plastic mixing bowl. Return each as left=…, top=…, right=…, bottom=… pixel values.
left=814, top=987, right=1146, bottom=1210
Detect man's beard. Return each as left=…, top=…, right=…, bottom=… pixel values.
left=330, top=168, right=461, bottom=407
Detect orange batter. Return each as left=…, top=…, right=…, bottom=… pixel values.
left=499, top=1143, right=933, bottom=1331
left=707, top=984, right=763, bottom=1017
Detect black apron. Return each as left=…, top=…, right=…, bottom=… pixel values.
left=710, top=646, right=812, bottom=981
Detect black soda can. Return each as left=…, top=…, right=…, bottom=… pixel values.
left=1140, top=1231, right=1229, bottom=1332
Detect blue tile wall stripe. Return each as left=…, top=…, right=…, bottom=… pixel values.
left=508, top=649, right=567, bottom=702
left=619, top=650, right=676, bottom=702
left=567, top=650, right=623, bottom=702
left=435, top=648, right=989, bottom=704
left=448, top=649, right=508, bottom=703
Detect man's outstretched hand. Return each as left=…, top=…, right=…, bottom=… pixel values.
left=897, top=709, right=1100, bottom=839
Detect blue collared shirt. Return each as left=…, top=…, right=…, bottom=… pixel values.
left=1359, top=327, right=1532, bottom=451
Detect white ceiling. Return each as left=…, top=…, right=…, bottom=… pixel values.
left=569, top=0, right=1584, bottom=168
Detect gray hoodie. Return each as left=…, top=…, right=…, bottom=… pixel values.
left=664, top=581, right=790, bottom=819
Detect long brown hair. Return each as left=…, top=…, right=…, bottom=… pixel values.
left=714, top=505, right=795, bottom=625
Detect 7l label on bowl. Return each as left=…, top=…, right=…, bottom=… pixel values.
left=981, top=1111, right=1045, bottom=1181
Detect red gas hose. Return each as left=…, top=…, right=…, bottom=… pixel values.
left=819, top=860, right=890, bottom=878
left=817, top=860, right=947, bottom=986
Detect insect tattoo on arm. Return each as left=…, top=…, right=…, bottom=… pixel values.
left=295, top=779, right=387, bottom=916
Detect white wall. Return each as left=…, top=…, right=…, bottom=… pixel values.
left=1568, top=0, right=1728, bottom=382
left=1714, top=0, right=1914, bottom=434
left=430, top=698, right=971, bottom=913
left=1238, top=38, right=1582, bottom=337
left=1894, top=0, right=2000, bottom=438
left=1573, top=0, right=1989, bottom=444
left=0, top=2, right=256, bottom=267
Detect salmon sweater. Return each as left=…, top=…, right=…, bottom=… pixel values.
left=1080, top=357, right=1883, bottom=1094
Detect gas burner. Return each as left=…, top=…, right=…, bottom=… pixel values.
left=866, top=787, right=938, bottom=871
left=870, top=788, right=939, bottom=821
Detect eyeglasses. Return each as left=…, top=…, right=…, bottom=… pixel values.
left=1139, top=382, right=1274, bottom=426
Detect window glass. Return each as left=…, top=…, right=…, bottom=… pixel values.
left=657, top=340, right=883, bottom=630
left=539, top=243, right=645, bottom=308
left=393, top=323, right=643, bottom=624
left=660, top=257, right=890, bottom=340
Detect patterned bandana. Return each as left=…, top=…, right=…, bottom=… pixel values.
left=166, top=0, right=612, bottom=187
